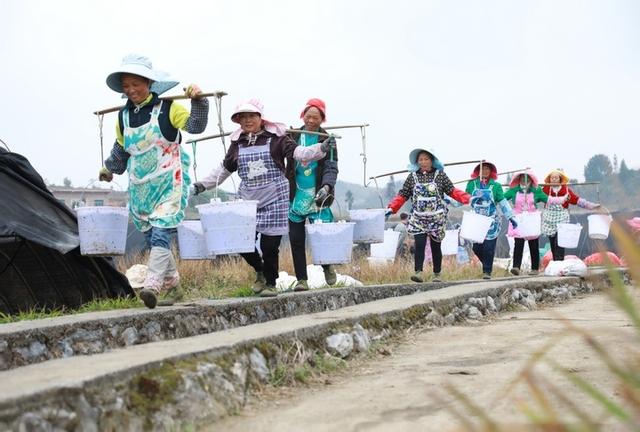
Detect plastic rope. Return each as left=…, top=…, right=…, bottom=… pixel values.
left=191, top=141, right=198, bottom=183
left=98, top=114, right=105, bottom=167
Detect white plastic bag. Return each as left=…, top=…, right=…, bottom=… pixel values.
left=544, top=258, right=588, bottom=277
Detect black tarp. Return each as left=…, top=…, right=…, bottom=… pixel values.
left=0, top=149, right=134, bottom=315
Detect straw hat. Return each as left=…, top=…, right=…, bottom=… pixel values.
left=407, top=148, right=444, bottom=172
left=106, top=54, right=178, bottom=95
left=544, top=169, right=570, bottom=185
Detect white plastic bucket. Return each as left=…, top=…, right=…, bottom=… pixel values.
left=459, top=211, right=493, bottom=243
left=557, top=223, right=582, bottom=248
left=441, top=229, right=460, bottom=256
left=514, top=211, right=542, bottom=238
left=370, top=229, right=401, bottom=261
left=197, top=200, right=258, bottom=255
left=306, top=222, right=355, bottom=265
left=349, top=209, right=385, bottom=243
left=76, top=206, right=129, bottom=256
left=177, top=220, right=214, bottom=260
left=588, top=214, right=612, bottom=240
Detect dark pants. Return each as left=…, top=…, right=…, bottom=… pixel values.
left=513, top=237, right=540, bottom=270
left=289, top=220, right=330, bottom=280
left=414, top=233, right=443, bottom=274
left=472, top=238, right=497, bottom=275
left=548, top=235, right=565, bottom=261
left=240, top=233, right=282, bottom=286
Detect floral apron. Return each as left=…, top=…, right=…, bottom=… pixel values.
left=288, top=133, right=333, bottom=223
left=470, top=184, right=501, bottom=241
left=407, top=171, right=447, bottom=241
left=124, top=101, right=189, bottom=231
left=237, top=138, right=289, bottom=236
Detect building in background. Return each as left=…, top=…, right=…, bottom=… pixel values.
left=49, top=187, right=127, bottom=209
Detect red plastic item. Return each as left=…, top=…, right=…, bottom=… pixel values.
left=583, top=252, right=623, bottom=267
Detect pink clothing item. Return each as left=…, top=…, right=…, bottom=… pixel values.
left=470, top=161, right=498, bottom=180
left=143, top=274, right=163, bottom=293
left=229, top=98, right=288, bottom=139
left=627, top=217, right=640, bottom=233
left=229, top=122, right=288, bottom=140
left=300, top=98, right=327, bottom=120
left=507, top=191, right=540, bottom=239
left=163, top=272, right=180, bottom=290
left=577, top=197, right=599, bottom=210
left=547, top=195, right=567, bottom=206
left=509, top=170, right=539, bottom=188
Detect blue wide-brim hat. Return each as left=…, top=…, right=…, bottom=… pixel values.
left=106, top=54, right=179, bottom=96
left=407, top=148, right=444, bottom=172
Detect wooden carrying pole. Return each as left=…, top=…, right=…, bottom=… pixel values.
left=323, top=123, right=370, bottom=130
left=93, top=91, right=228, bottom=115
left=369, top=160, right=483, bottom=181
left=185, top=128, right=341, bottom=144
left=453, top=167, right=530, bottom=185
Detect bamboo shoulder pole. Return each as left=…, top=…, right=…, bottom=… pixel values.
left=323, top=124, right=370, bottom=130
left=453, top=167, right=530, bottom=185
left=369, top=160, right=483, bottom=180
left=94, top=91, right=228, bottom=115
left=186, top=128, right=341, bottom=144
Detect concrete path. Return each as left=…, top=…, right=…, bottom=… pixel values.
left=217, top=292, right=633, bottom=432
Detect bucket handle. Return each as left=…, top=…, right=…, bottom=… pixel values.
left=75, top=179, right=125, bottom=208
left=365, top=177, right=386, bottom=209
left=315, top=192, right=345, bottom=221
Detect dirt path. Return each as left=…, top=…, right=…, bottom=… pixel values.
left=215, top=292, right=636, bottom=431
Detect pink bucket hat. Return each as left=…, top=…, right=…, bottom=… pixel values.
left=300, top=98, right=326, bottom=121
left=229, top=99, right=287, bottom=140
left=509, top=170, right=539, bottom=188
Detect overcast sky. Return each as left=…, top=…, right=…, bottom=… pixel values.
left=2, top=0, right=639, bottom=191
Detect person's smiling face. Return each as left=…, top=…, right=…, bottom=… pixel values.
left=121, top=73, right=150, bottom=104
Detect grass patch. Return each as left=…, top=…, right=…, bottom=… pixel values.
left=2, top=245, right=485, bottom=322
left=0, top=308, right=66, bottom=324
left=76, top=296, right=141, bottom=313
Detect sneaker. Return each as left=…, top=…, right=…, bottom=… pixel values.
left=482, top=273, right=492, bottom=280
left=259, top=286, right=278, bottom=297
left=432, top=273, right=442, bottom=283
left=510, top=267, right=520, bottom=276
left=323, top=265, right=337, bottom=286
left=293, top=280, right=309, bottom=292
left=252, top=271, right=268, bottom=294
left=139, top=288, right=158, bottom=309
left=528, top=270, right=539, bottom=276
left=410, top=271, right=424, bottom=283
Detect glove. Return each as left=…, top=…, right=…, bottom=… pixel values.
left=385, top=208, right=393, bottom=220
left=509, top=217, right=518, bottom=229
left=450, top=188, right=471, bottom=205
left=191, top=182, right=206, bottom=196
left=314, top=185, right=330, bottom=207
left=98, top=167, right=113, bottom=182
left=184, top=84, right=203, bottom=100
left=387, top=195, right=406, bottom=213
left=320, top=136, right=337, bottom=154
